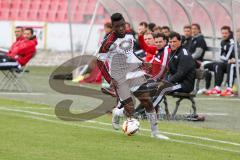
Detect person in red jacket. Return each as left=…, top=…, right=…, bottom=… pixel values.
left=138, top=30, right=171, bottom=81
left=0, top=27, right=37, bottom=69
left=0, top=26, right=24, bottom=55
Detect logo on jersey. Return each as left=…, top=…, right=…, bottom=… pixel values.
left=119, top=39, right=132, bottom=53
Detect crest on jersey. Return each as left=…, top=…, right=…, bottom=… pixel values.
left=119, top=39, right=132, bottom=53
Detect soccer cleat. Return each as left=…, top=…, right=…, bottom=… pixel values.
left=220, top=88, right=234, bottom=97
left=205, top=87, right=221, bottom=96
left=151, top=133, right=170, bottom=140
left=112, top=108, right=120, bottom=130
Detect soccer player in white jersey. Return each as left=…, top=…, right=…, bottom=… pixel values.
left=97, top=13, right=168, bottom=139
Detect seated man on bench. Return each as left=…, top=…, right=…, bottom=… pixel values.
left=153, top=32, right=196, bottom=107
left=0, top=27, right=38, bottom=70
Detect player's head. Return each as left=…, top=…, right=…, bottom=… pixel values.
left=183, top=25, right=192, bottom=38
left=15, top=26, right=23, bottom=38
left=154, top=33, right=167, bottom=49
left=169, top=32, right=182, bottom=51
left=144, top=32, right=155, bottom=46
left=221, top=26, right=232, bottom=40
left=111, top=13, right=126, bottom=38
left=23, top=27, right=34, bottom=40
left=191, top=23, right=201, bottom=36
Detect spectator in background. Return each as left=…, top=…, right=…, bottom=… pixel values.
left=103, top=22, right=112, bottom=39
left=182, top=25, right=192, bottom=51
left=142, top=32, right=156, bottom=62
left=153, top=26, right=162, bottom=34
left=162, top=26, right=171, bottom=39
left=0, top=27, right=37, bottom=69
left=125, top=22, right=136, bottom=38
left=189, top=23, right=207, bottom=62
left=148, top=22, right=156, bottom=32
left=14, top=26, right=24, bottom=42
left=153, top=32, right=196, bottom=107
left=138, top=21, right=148, bottom=33
left=1, top=26, right=24, bottom=55
left=206, top=26, right=235, bottom=96
left=220, top=28, right=240, bottom=96
left=138, top=29, right=170, bottom=79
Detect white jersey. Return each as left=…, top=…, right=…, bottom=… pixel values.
left=99, top=34, right=145, bottom=84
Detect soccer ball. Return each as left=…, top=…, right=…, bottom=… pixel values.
left=122, top=118, right=140, bottom=136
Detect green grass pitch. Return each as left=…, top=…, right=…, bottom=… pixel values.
left=0, top=67, right=239, bottom=160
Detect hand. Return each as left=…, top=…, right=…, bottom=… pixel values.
left=229, top=58, right=236, bottom=64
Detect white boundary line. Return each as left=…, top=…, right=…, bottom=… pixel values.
left=0, top=92, right=46, bottom=96
left=196, top=97, right=240, bottom=101
left=2, top=112, right=240, bottom=154
left=0, top=107, right=240, bottom=148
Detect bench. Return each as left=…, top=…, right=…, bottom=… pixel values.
left=163, top=69, right=205, bottom=119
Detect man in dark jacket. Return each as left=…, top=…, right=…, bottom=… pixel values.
left=189, top=24, right=207, bottom=62
left=182, top=25, right=192, bottom=51
left=153, top=32, right=196, bottom=107
left=206, top=26, right=235, bottom=95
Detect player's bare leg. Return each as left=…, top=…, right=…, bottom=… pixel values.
left=136, top=91, right=169, bottom=140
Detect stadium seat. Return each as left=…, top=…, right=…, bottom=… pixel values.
left=0, top=9, right=10, bottom=20
left=18, top=10, right=30, bottom=21
left=73, top=13, right=83, bottom=23
left=38, top=11, right=48, bottom=22
left=8, top=10, right=19, bottom=20
left=55, top=12, right=68, bottom=22
left=28, top=11, right=39, bottom=21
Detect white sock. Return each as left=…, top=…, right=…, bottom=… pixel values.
left=146, top=112, right=158, bottom=135
left=114, top=107, right=124, bottom=117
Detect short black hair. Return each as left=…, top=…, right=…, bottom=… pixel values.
left=162, top=26, right=170, bottom=31
left=25, top=27, right=34, bottom=35
left=153, top=33, right=167, bottom=40
left=16, top=26, right=23, bottom=29
left=111, top=13, right=125, bottom=23
left=221, top=25, right=231, bottom=32
left=148, top=22, right=156, bottom=32
left=192, top=23, right=201, bottom=33
left=169, top=32, right=182, bottom=41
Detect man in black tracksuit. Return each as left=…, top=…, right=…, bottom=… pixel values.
left=182, top=25, right=192, bottom=51
left=153, top=32, right=196, bottom=107
left=205, top=26, right=235, bottom=95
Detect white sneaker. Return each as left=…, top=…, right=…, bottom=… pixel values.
left=197, top=88, right=207, bottom=94
left=151, top=133, right=170, bottom=140
left=112, top=108, right=120, bottom=130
